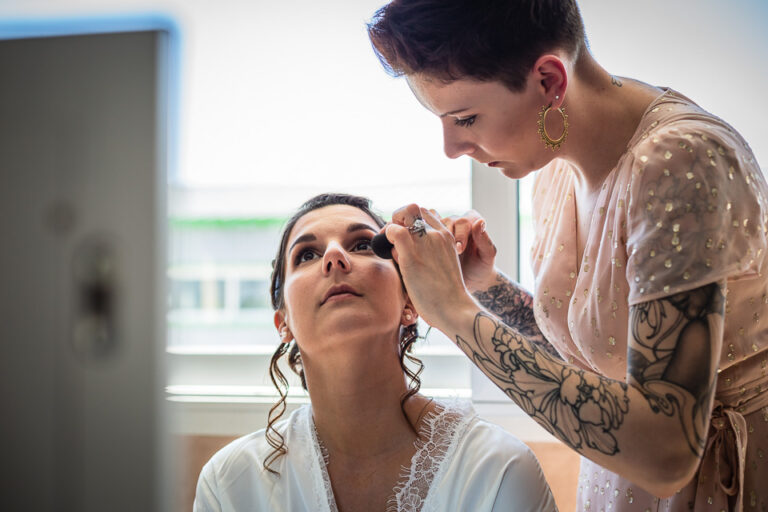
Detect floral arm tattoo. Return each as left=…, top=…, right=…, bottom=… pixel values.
left=628, top=282, right=724, bottom=458
left=472, top=272, right=563, bottom=360
left=456, top=313, right=629, bottom=455
left=459, top=281, right=723, bottom=459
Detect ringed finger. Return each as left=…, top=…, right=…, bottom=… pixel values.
left=391, top=203, right=423, bottom=228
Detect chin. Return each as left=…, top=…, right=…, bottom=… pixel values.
left=499, top=166, right=533, bottom=180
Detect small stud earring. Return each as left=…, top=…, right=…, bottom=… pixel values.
left=555, top=95, right=560, bottom=101
left=405, top=313, right=413, bottom=321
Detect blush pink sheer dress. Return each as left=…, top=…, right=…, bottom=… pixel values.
left=531, top=89, right=768, bottom=512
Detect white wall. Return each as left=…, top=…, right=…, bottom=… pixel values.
left=578, top=0, right=768, bottom=170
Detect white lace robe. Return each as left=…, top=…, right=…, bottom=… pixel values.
left=193, top=401, right=557, bottom=512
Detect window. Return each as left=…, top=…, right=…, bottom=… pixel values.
left=160, top=0, right=475, bottom=428
left=170, top=279, right=202, bottom=310
left=5, top=0, right=765, bottom=439
left=239, top=280, right=269, bottom=310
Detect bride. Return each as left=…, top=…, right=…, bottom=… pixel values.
left=193, top=193, right=557, bottom=511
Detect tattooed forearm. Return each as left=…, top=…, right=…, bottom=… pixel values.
left=456, top=281, right=723, bottom=470
left=472, top=272, right=563, bottom=360
left=628, top=283, right=724, bottom=457
left=456, top=312, right=629, bottom=455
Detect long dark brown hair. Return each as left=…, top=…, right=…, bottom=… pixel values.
left=263, top=193, right=423, bottom=475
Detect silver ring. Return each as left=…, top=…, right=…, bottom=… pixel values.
left=408, top=218, right=427, bottom=237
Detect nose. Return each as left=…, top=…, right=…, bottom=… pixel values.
left=322, top=241, right=351, bottom=275
left=442, top=120, right=475, bottom=159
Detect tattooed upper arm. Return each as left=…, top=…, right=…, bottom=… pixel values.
left=472, top=271, right=563, bottom=360
left=627, top=282, right=725, bottom=457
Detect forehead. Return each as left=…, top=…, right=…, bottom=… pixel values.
left=406, top=75, right=511, bottom=115
left=289, top=204, right=379, bottom=241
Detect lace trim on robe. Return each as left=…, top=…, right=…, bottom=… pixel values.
left=387, top=400, right=476, bottom=512
left=294, top=406, right=337, bottom=512
left=300, top=400, right=476, bottom=512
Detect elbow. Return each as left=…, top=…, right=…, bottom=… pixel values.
left=638, top=451, right=700, bottom=498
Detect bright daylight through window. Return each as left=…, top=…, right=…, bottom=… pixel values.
left=163, top=0, right=476, bottom=408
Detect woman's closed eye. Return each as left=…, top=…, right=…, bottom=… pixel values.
left=454, top=115, right=476, bottom=128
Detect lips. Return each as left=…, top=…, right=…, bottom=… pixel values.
left=321, top=284, right=361, bottom=305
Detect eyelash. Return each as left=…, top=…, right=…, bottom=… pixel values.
left=294, top=238, right=373, bottom=265
left=454, top=115, right=476, bottom=127
left=353, top=239, right=373, bottom=251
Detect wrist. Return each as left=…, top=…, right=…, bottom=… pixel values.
left=469, top=268, right=502, bottom=295
left=438, top=292, right=483, bottom=342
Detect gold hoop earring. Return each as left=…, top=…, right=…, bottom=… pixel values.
left=537, top=103, right=569, bottom=150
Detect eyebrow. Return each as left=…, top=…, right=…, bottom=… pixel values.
left=440, top=107, right=470, bottom=118
left=288, top=222, right=379, bottom=253
left=347, top=222, right=379, bottom=234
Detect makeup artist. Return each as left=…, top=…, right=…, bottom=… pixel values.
left=367, top=1, right=768, bottom=511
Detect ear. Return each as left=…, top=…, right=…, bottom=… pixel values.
left=530, top=54, right=568, bottom=108
left=401, top=298, right=419, bottom=327
left=273, top=310, right=293, bottom=343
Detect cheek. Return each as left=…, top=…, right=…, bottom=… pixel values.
left=485, top=118, right=526, bottom=153
left=369, top=262, right=407, bottom=303
left=281, top=275, right=311, bottom=325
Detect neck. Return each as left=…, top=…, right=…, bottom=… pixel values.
left=557, top=52, right=663, bottom=193
left=303, top=339, right=431, bottom=462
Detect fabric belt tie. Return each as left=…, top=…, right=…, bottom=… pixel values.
left=698, top=386, right=768, bottom=512
left=701, top=403, right=747, bottom=511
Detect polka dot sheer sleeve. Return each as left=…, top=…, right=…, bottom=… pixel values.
left=624, top=124, right=768, bottom=305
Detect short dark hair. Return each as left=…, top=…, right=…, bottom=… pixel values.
left=367, top=0, right=586, bottom=91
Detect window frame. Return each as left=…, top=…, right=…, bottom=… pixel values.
left=168, top=161, right=553, bottom=441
